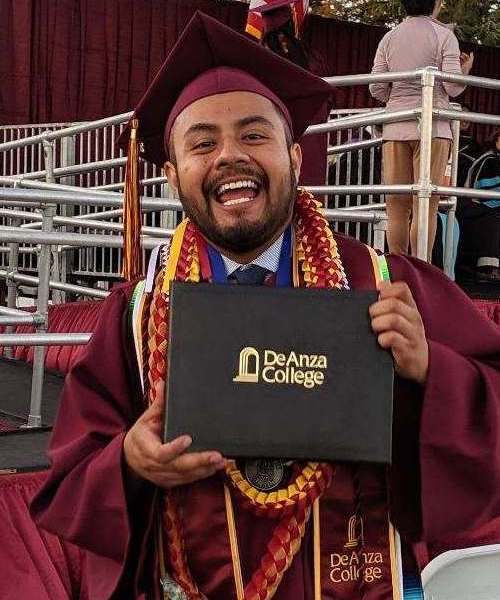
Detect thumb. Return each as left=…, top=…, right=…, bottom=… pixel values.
left=140, top=393, right=165, bottom=422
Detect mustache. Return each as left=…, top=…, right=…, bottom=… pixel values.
left=202, top=166, right=269, bottom=198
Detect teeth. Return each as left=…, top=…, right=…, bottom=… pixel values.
left=224, top=197, right=253, bottom=206
left=217, top=180, right=258, bottom=195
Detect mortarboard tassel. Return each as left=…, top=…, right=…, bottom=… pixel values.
left=121, top=118, right=143, bottom=280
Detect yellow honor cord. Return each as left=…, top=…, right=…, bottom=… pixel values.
left=162, top=218, right=190, bottom=294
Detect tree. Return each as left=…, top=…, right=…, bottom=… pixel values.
left=310, top=0, right=500, bottom=47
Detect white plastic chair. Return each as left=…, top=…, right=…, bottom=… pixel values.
left=422, top=544, right=500, bottom=600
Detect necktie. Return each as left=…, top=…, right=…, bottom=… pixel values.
left=229, top=262, right=287, bottom=491
left=229, top=264, right=269, bottom=286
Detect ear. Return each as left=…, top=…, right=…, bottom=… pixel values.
left=164, top=161, right=179, bottom=192
left=290, top=143, right=302, bottom=182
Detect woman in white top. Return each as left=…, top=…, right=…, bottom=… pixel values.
left=370, top=0, right=474, bottom=259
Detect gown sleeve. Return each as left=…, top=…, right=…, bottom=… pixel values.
left=388, top=255, right=500, bottom=542
left=30, top=283, right=156, bottom=599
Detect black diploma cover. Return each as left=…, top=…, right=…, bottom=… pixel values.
left=165, top=282, right=394, bottom=463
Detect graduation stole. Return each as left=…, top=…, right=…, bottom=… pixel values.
left=131, top=190, right=405, bottom=600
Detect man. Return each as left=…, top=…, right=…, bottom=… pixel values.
left=31, top=12, right=500, bottom=600
left=457, top=128, right=500, bottom=282
left=456, top=106, right=483, bottom=188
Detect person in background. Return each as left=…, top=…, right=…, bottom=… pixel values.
left=431, top=104, right=483, bottom=272
left=261, top=5, right=309, bottom=69
left=457, top=104, right=483, bottom=187
left=457, top=128, right=500, bottom=283
left=249, top=2, right=330, bottom=187
left=369, top=0, right=474, bottom=259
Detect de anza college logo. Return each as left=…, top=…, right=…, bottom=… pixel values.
left=233, top=346, right=327, bottom=389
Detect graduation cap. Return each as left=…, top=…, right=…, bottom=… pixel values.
left=118, top=11, right=332, bottom=280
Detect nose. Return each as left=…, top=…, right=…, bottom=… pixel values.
left=213, top=137, right=251, bottom=170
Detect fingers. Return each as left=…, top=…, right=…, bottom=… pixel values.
left=369, top=280, right=429, bottom=384
left=371, top=310, right=417, bottom=343
left=375, top=330, right=409, bottom=352
left=167, top=449, right=225, bottom=472
left=158, top=450, right=226, bottom=487
left=376, top=280, right=416, bottom=305
left=371, top=282, right=422, bottom=331
left=141, top=434, right=192, bottom=470
left=154, top=439, right=225, bottom=482
left=124, top=419, right=226, bottom=489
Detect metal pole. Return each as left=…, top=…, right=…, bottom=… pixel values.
left=0, top=112, right=132, bottom=153
left=372, top=215, right=388, bottom=253
left=323, top=69, right=422, bottom=87
left=0, top=315, right=41, bottom=326
left=305, top=109, right=419, bottom=136
left=416, top=68, right=436, bottom=260
left=0, top=187, right=182, bottom=210
left=443, top=117, right=461, bottom=278
left=5, top=216, right=20, bottom=358
left=0, top=229, right=166, bottom=250
left=305, top=184, right=416, bottom=196
left=43, top=140, right=64, bottom=304
left=0, top=269, right=109, bottom=299
left=0, top=333, right=91, bottom=346
left=26, top=138, right=56, bottom=428
left=328, top=138, right=382, bottom=155
left=0, top=305, right=34, bottom=317
left=59, top=135, right=77, bottom=301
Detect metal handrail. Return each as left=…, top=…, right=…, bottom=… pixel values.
left=433, top=109, right=500, bottom=126
left=0, top=270, right=109, bottom=299
left=0, top=67, right=497, bottom=156
left=306, top=109, right=419, bottom=135
left=0, top=112, right=132, bottom=153
left=0, top=333, right=92, bottom=346
left=0, top=187, right=181, bottom=210
left=328, top=138, right=383, bottom=155
left=0, top=229, right=165, bottom=250
left=0, top=306, right=35, bottom=318
left=323, top=66, right=500, bottom=91
left=324, top=69, right=423, bottom=86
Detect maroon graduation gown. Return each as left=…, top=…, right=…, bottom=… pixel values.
left=30, top=234, right=500, bottom=600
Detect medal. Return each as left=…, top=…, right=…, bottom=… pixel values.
left=244, top=459, right=286, bottom=491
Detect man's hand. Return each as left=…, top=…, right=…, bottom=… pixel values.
left=369, top=281, right=429, bottom=385
left=123, top=394, right=226, bottom=488
left=460, top=51, right=474, bottom=75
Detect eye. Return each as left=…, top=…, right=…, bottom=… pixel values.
left=243, top=132, right=267, bottom=142
left=192, top=140, right=216, bottom=152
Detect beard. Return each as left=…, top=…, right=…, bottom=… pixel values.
left=177, top=161, right=297, bottom=255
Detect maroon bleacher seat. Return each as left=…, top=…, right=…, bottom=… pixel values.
left=0, top=301, right=103, bottom=374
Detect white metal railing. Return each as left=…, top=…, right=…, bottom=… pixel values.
left=0, top=66, right=499, bottom=428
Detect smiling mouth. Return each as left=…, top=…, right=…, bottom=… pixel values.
left=215, top=179, right=261, bottom=207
